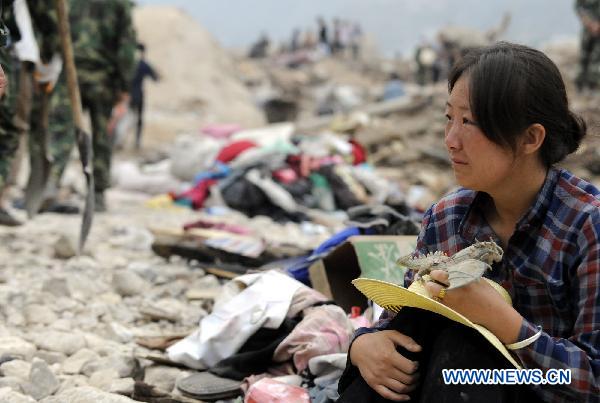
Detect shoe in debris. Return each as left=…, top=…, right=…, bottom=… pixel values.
left=40, top=199, right=80, bottom=215
left=176, top=371, right=242, bottom=401
left=0, top=208, right=23, bottom=226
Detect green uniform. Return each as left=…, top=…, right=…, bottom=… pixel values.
left=67, top=0, right=136, bottom=194
left=25, top=1, right=60, bottom=187
left=32, top=0, right=136, bottom=195
left=576, top=0, right=600, bottom=90
left=0, top=1, right=21, bottom=191
left=0, top=48, right=19, bottom=190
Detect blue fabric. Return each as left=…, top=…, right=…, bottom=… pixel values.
left=287, top=226, right=375, bottom=285
left=193, top=162, right=231, bottom=185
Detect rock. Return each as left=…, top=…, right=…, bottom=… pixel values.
left=88, top=368, right=120, bottom=391
left=0, top=387, right=36, bottom=403
left=81, top=334, right=124, bottom=356
left=139, top=299, right=182, bottom=322
left=112, top=271, right=149, bottom=297
left=109, top=228, right=154, bottom=252
left=21, top=358, right=60, bottom=400
left=67, top=272, right=108, bottom=300
left=42, top=278, right=71, bottom=298
left=82, top=355, right=140, bottom=378
left=5, top=310, right=26, bottom=327
left=54, top=374, right=89, bottom=394
left=0, top=359, right=31, bottom=379
left=48, top=318, right=73, bottom=332
left=24, top=304, right=58, bottom=325
left=54, top=234, right=77, bottom=259
left=105, top=322, right=134, bottom=343
left=34, top=350, right=67, bottom=365
left=62, top=349, right=100, bottom=375
left=32, top=331, right=86, bottom=356
left=143, top=365, right=183, bottom=393
left=180, top=305, right=208, bottom=327
left=108, top=378, right=134, bottom=396
left=0, top=376, right=23, bottom=392
left=0, top=337, right=36, bottom=361
left=125, top=261, right=159, bottom=282
left=40, top=386, right=137, bottom=402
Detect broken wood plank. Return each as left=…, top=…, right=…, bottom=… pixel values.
left=295, top=95, right=431, bottom=133
left=205, top=267, right=239, bottom=280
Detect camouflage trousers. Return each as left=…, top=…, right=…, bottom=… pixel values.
left=40, top=75, right=115, bottom=194
left=0, top=50, right=21, bottom=191
left=577, top=31, right=600, bottom=90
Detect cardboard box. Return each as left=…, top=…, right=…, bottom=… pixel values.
left=309, top=235, right=417, bottom=312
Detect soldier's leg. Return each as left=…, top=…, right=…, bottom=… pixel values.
left=87, top=97, right=113, bottom=211
left=0, top=50, right=23, bottom=225
left=134, top=97, right=143, bottom=149
left=577, top=31, right=595, bottom=91
left=8, top=62, right=35, bottom=187
left=47, top=78, right=76, bottom=192
left=585, top=36, right=600, bottom=91
left=36, top=78, right=81, bottom=215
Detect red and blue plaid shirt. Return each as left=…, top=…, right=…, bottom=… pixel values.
left=357, top=168, right=600, bottom=402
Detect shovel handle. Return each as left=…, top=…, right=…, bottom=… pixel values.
left=54, top=0, right=84, bottom=128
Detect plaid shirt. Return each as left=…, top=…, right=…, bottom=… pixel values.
left=356, top=168, right=600, bottom=402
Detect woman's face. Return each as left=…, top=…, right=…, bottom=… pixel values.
left=444, top=76, right=516, bottom=193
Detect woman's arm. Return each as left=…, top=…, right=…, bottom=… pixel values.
left=511, top=225, right=600, bottom=401
left=426, top=220, right=600, bottom=401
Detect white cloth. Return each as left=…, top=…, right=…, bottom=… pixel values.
left=245, top=169, right=299, bottom=213
left=13, top=0, right=39, bottom=63
left=35, top=53, right=63, bottom=86
left=167, top=270, right=303, bottom=369
left=308, top=353, right=348, bottom=385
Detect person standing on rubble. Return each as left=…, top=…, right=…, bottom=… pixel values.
left=45, top=0, right=136, bottom=212
left=338, top=42, right=599, bottom=402
left=317, top=17, right=329, bottom=53
left=575, top=0, right=600, bottom=92
left=24, top=0, right=80, bottom=215
left=0, top=0, right=24, bottom=226
left=130, top=42, right=159, bottom=150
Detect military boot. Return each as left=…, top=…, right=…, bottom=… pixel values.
left=0, top=208, right=23, bottom=226
left=94, top=192, right=107, bottom=212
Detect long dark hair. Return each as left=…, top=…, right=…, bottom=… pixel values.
left=448, top=42, right=586, bottom=167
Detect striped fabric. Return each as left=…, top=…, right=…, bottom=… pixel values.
left=356, top=167, right=600, bottom=402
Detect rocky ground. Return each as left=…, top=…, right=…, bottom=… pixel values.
left=0, top=189, right=226, bottom=402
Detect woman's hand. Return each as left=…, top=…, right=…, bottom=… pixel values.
left=349, top=330, right=421, bottom=401
left=424, top=269, right=523, bottom=344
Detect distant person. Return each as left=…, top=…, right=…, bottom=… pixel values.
left=382, top=72, right=405, bottom=101
left=316, top=16, right=329, bottom=53
left=350, top=22, right=363, bottom=60
left=248, top=33, right=270, bottom=58
left=302, top=29, right=316, bottom=50
left=130, top=43, right=159, bottom=150
left=290, top=28, right=301, bottom=52
left=575, top=0, right=600, bottom=92
left=43, top=0, right=136, bottom=213
left=414, top=41, right=437, bottom=86
left=331, top=18, right=342, bottom=54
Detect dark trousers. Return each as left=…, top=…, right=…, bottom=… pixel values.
left=132, top=96, right=144, bottom=149
left=337, top=308, right=543, bottom=403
